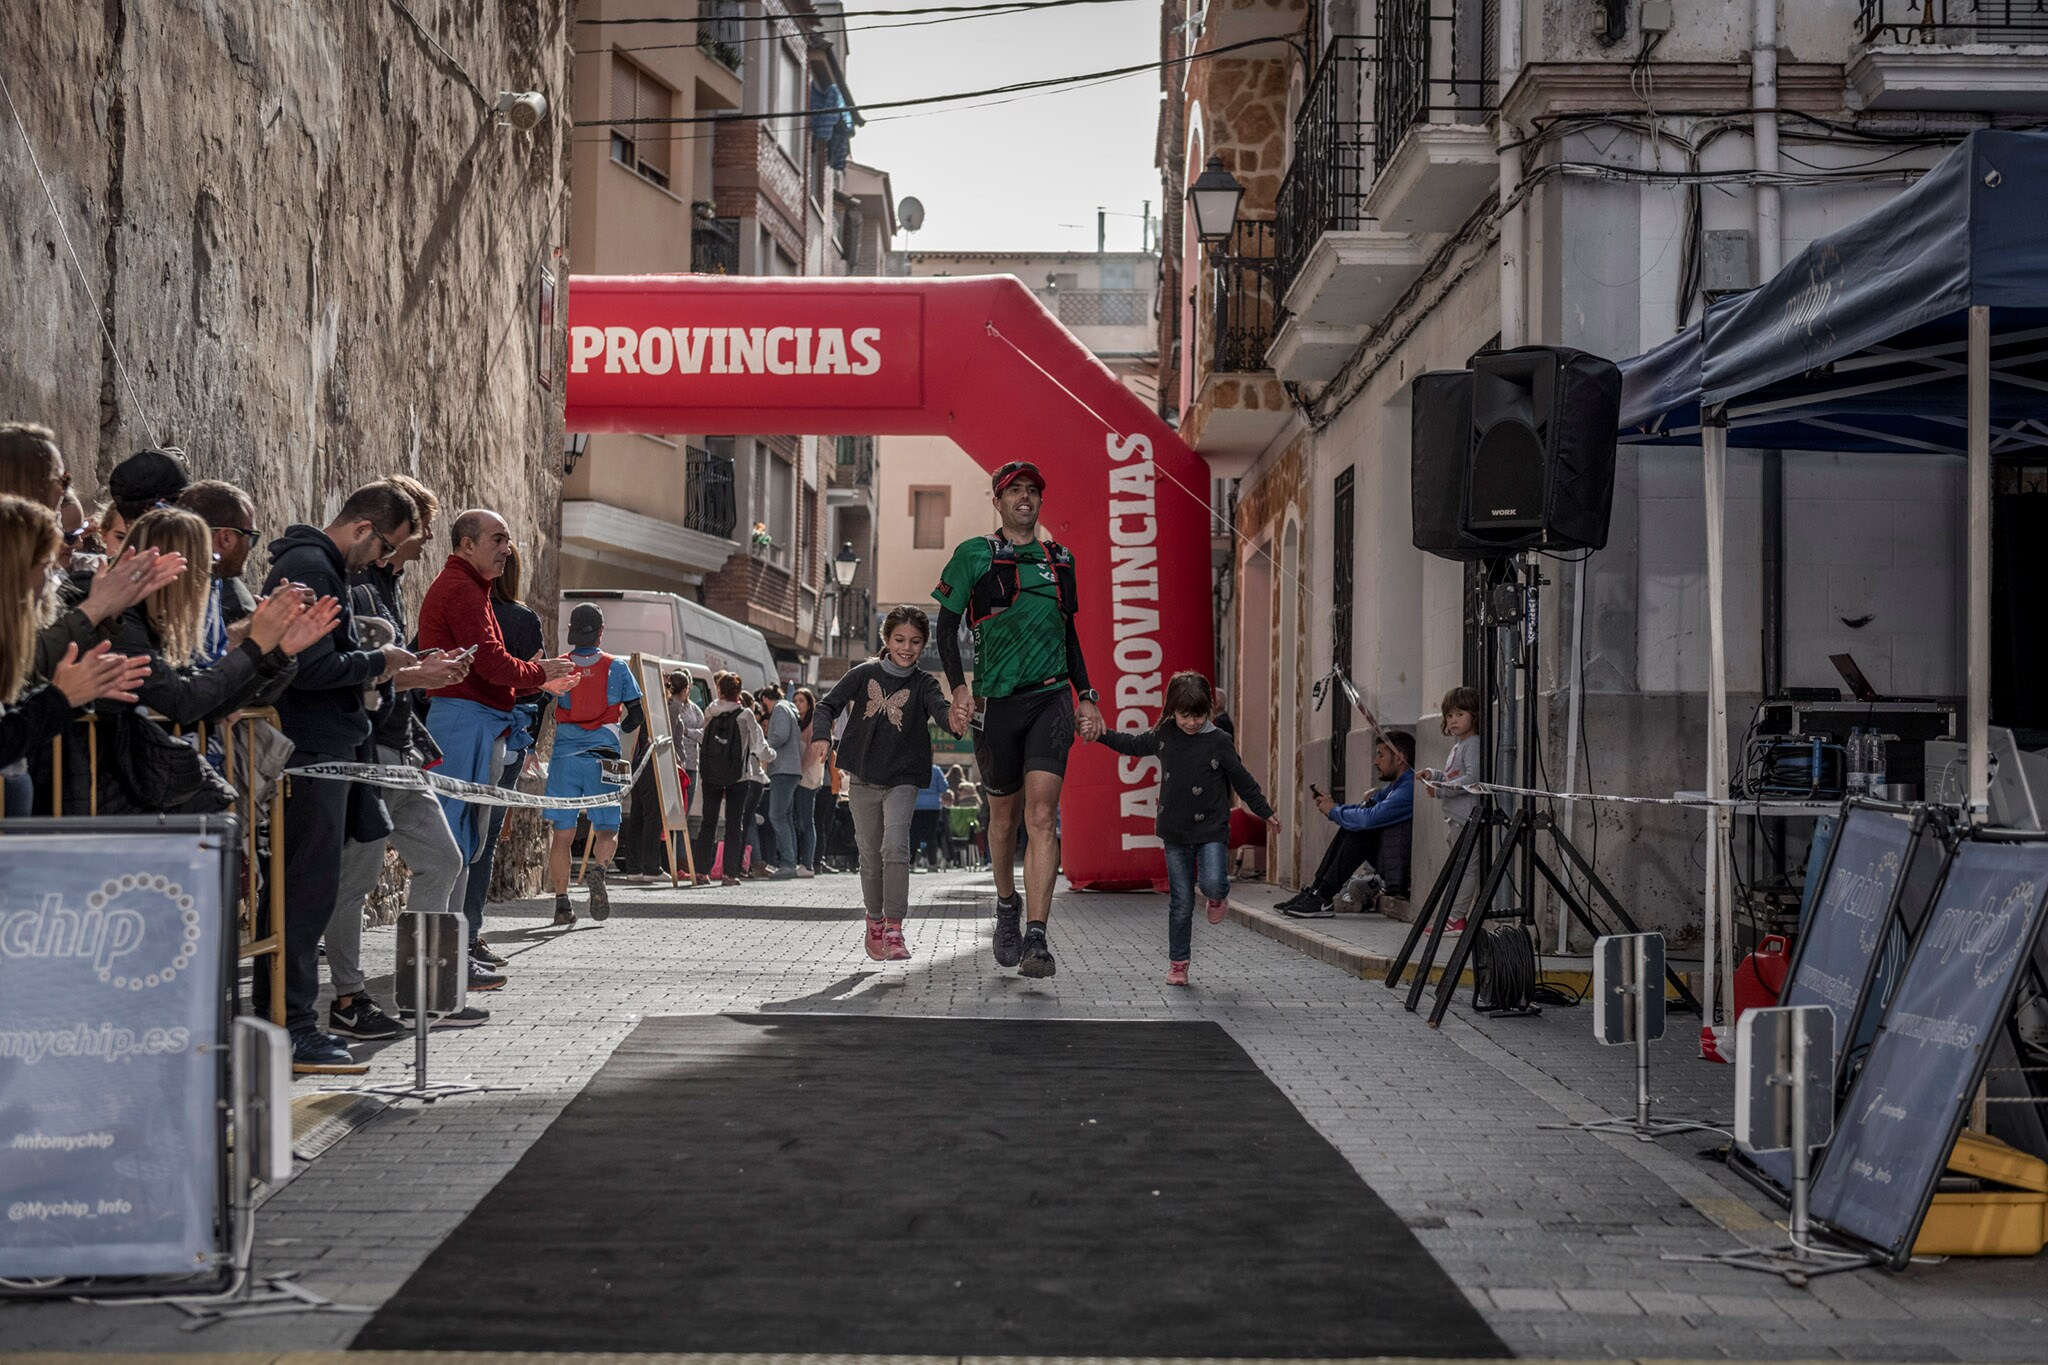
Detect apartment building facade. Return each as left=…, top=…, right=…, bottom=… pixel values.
left=566, top=0, right=892, bottom=681
left=874, top=249, right=1162, bottom=630
left=1167, top=0, right=2048, bottom=937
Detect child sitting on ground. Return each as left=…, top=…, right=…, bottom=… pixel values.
left=1091, top=670, right=1280, bottom=986
left=1416, top=684, right=1482, bottom=931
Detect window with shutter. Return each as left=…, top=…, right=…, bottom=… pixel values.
left=609, top=56, right=671, bottom=188
left=910, top=489, right=948, bottom=549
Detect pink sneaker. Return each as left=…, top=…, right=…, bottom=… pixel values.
left=863, top=917, right=887, bottom=961
left=1206, top=896, right=1229, bottom=924
left=1445, top=917, right=1467, bottom=934
left=883, top=921, right=911, bottom=961
left=1166, top=960, right=1190, bottom=986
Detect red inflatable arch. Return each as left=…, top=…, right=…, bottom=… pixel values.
left=564, top=274, right=1212, bottom=889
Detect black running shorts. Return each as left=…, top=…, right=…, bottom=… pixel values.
left=972, top=684, right=1075, bottom=798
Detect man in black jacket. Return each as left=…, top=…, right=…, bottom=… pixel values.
left=326, top=476, right=483, bottom=1042
left=260, top=483, right=419, bottom=1072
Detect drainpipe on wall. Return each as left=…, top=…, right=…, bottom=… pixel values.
left=1753, top=0, right=1782, bottom=280
left=1497, top=0, right=1525, bottom=349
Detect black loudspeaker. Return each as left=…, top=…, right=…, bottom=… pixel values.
left=1409, top=346, right=1623, bottom=561
left=1410, top=369, right=1479, bottom=559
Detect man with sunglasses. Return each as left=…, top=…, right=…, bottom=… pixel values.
left=262, top=483, right=422, bottom=1072
left=933, top=460, right=1105, bottom=980
left=179, top=479, right=265, bottom=661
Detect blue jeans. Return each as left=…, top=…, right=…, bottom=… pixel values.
left=768, top=772, right=802, bottom=872
left=1162, top=840, right=1230, bottom=963
left=794, top=782, right=818, bottom=867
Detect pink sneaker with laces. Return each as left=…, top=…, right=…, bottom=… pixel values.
left=863, top=917, right=887, bottom=961
left=1166, top=960, right=1190, bottom=986
left=1206, top=896, right=1229, bottom=924
left=883, top=921, right=911, bottom=961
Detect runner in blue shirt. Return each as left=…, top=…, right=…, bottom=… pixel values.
left=546, top=604, right=644, bottom=925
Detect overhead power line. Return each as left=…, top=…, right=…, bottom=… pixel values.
left=580, top=32, right=1301, bottom=129
left=580, top=0, right=1134, bottom=24
left=584, top=0, right=1116, bottom=56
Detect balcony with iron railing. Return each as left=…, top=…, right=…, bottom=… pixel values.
left=691, top=215, right=741, bottom=275
left=1270, top=9, right=1496, bottom=384
left=684, top=446, right=738, bottom=540
left=698, top=0, right=744, bottom=72
left=1183, top=219, right=1293, bottom=470
left=1852, top=1, right=2048, bottom=111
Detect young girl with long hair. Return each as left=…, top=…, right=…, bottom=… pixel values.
left=1091, top=670, right=1279, bottom=986
left=809, top=605, right=960, bottom=961
left=0, top=495, right=149, bottom=772
left=112, top=507, right=333, bottom=726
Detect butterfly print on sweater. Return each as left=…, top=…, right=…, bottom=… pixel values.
left=865, top=678, right=912, bottom=729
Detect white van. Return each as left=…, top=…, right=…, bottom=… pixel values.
left=558, top=589, right=778, bottom=692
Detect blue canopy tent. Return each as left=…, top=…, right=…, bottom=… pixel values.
left=1615, top=129, right=2048, bottom=1039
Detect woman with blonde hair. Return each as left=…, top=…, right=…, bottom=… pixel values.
left=0, top=495, right=150, bottom=779
left=110, top=506, right=335, bottom=728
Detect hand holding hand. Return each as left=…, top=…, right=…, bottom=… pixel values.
left=807, top=738, right=830, bottom=767
left=280, top=596, right=342, bottom=656
left=1266, top=814, right=1283, bottom=832
left=948, top=685, right=973, bottom=737
left=52, top=641, right=151, bottom=708
left=1075, top=698, right=1105, bottom=743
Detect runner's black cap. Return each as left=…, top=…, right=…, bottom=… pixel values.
left=567, top=602, right=604, bottom=647
left=991, top=461, right=1046, bottom=495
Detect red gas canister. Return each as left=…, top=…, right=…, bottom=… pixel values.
left=1733, top=934, right=1792, bottom=1023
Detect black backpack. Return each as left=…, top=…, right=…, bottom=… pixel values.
left=700, top=707, right=746, bottom=787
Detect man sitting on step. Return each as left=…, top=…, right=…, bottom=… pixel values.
left=1277, top=731, right=1414, bottom=919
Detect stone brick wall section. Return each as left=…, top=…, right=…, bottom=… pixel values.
left=0, top=2, right=573, bottom=894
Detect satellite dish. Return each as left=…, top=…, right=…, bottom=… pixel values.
left=898, top=196, right=925, bottom=233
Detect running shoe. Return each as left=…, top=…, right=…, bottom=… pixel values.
left=290, top=1028, right=354, bottom=1072
left=328, top=994, right=404, bottom=1041
left=471, top=939, right=508, bottom=968
left=588, top=865, right=611, bottom=921
left=552, top=899, right=576, bottom=927
left=883, top=922, right=911, bottom=962
left=720, top=875, right=743, bottom=888
left=1206, top=896, right=1230, bottom=925
left=469, top=960, right=507, bottom=992
left=992, top=894, right=1024, bottom=968
left=1444, top=917, right=1467, bottom=934
left=398, top=1004, right=492, bottom=1029
left=1166, top=960, right=1190, bottom=987
left=1282, top=899, right=1335, bottom=919
left=864, top=916, right=887, bottom=961
left=1274, top=890, right=1318, bottom=914
left=1018, top=925, right=1056, bottom=979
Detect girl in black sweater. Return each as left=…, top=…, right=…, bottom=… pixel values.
left=1093, top=670, right=1280, bottom=986
left=810, top=605, right=959, bottom=962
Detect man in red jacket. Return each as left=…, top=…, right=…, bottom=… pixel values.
left=420, top=509, right=574, bottom=921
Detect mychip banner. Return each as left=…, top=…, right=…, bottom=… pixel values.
left=0, top=822, right=232, bottom=1280
left=1810, top=837, right=2048, bottom=1264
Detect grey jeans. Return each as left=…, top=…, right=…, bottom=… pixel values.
left=847, top=777, right=917, bottom=922
left=327, top=745, right=467, bottom=998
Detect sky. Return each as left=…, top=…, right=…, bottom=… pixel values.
left=836, top=0, right=1168, bottom=254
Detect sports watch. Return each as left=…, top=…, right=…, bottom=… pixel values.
left=1076, top=688, right=1100, bottom=704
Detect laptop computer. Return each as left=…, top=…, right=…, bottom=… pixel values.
left=1829, top=653, right=1882, bottom=703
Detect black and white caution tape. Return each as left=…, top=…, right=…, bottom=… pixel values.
left=292, top=737, right=669, bottom=810
left=1471, top=781, right=1767, bottom=811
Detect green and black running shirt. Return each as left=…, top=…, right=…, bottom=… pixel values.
left=933, top=536, right=1072, bottom=699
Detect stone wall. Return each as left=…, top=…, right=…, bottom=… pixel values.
left=1, top=0, right=574, bottom=893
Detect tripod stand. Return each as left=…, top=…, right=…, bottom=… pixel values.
left=1385, top=554, right=1702, bottom=1027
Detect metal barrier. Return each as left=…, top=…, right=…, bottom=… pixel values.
left=37, top=708, right=288, bottom=1027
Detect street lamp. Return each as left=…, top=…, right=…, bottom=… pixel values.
left=828, top=541, right=861, bottom=652
left=563, top=431, right=590, bottom=476
left=1187, top=155, right=1245, bottom=253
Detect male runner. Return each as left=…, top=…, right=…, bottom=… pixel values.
left=933, top=461, right=1105, bottom=978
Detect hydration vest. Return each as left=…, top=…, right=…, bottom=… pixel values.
left=967, top=534, right=1078, bottom=626
left=560, top=652, right=622, bottom=730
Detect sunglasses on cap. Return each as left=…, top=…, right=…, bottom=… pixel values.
left=991, top=461, right=1046, bottom=495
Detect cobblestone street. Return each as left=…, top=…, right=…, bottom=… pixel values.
left=6, top=869, right=2047, bottom=1361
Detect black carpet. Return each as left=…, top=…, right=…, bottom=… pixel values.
left=354, top=1013, right=1506, bottom=1357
